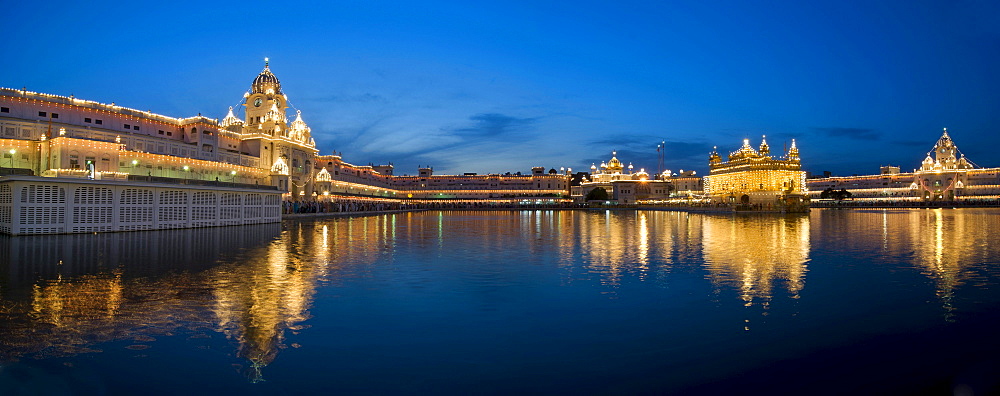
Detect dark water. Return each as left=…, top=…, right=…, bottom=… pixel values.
left=1, top=209, right=999, bottom=395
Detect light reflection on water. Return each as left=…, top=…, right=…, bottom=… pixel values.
left=1, top=209, right=999, bottom=393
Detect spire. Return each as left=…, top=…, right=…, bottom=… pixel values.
left=290, top=110, right=307, bottom=129
left=289, top=110, right=311, bottom=143
left=787, top=139, right=800, bottom=160
left=759, top=135, right=770, bottom=156
left=264, top=57, right=269, bottom=68
left=220, top=106, right=244, bottom=128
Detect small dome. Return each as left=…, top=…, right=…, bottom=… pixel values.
left=251, top=61, right=282, bottom=95
left=316, top=167, right=332, bottom=182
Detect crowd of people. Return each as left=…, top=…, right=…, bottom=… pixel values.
left=812, top=199, right=1000, bottom=208
left=282, top=200, right=402, bottom=214
left=282, top=197, right=1000, bottom=215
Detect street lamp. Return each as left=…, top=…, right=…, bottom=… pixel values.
left=230, top=170, right=237, bottom=183
left=7, top=149, right=15, bottom=168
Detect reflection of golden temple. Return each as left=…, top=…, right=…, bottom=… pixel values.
left=701, top=214, right=810, bottom=306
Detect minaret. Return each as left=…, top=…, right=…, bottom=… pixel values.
left=709, top=146, right=722, bottom=165
left=787, top=139, right=800, bottom=162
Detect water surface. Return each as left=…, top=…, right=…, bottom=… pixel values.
left=1, top=209, right=999, bottom=394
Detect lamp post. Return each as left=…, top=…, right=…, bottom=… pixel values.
left=7, top=149, right=16, bottom=169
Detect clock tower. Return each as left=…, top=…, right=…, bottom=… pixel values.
left=244, top=58, right=288, bottom=134
left=235, top=59, right=318, bottom=200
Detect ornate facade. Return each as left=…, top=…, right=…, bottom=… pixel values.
left=807, top=129, right=1000, bottom=202
left=571, top=151, right=703, bottom=204
left=0, top=61, right=570, bottom=205
left=704, top=137, right=808, bottom=207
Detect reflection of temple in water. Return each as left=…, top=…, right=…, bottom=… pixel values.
left=0, top=218, right=391, bottom=381
left=907, top=210, right=997, bottom=320
left=572, top=210, right=704, bottom=287
left=813, top=208, right=1000, bottom=320
left=701, top=214, right=810, bottom=306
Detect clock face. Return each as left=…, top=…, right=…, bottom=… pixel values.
left=253, top=98, right=262, bottom=107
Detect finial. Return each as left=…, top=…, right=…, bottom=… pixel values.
left=612, top=150, right=616, bottom=156
left=264, top=57, right=269, bottom=67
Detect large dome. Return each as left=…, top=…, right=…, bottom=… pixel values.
left=251, top=62, right=282, bottom=95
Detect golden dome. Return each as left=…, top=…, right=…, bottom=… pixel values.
left=606, top=151, right=624, bottom=172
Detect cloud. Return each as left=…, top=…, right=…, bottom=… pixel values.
left=812, top=127, right=880, bottom=140
left=451, top=113, right=538, bottom=138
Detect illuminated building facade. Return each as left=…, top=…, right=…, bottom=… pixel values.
left=704, top=137, right=808, bottom=208
left=571, top=151, right=703, bottom=204
left=0, top=61, right=571, bottom=209
left=807, top=129, right=1000, bottom=202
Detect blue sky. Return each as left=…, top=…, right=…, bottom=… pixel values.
left=3, top=1, right=998, bottom=176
